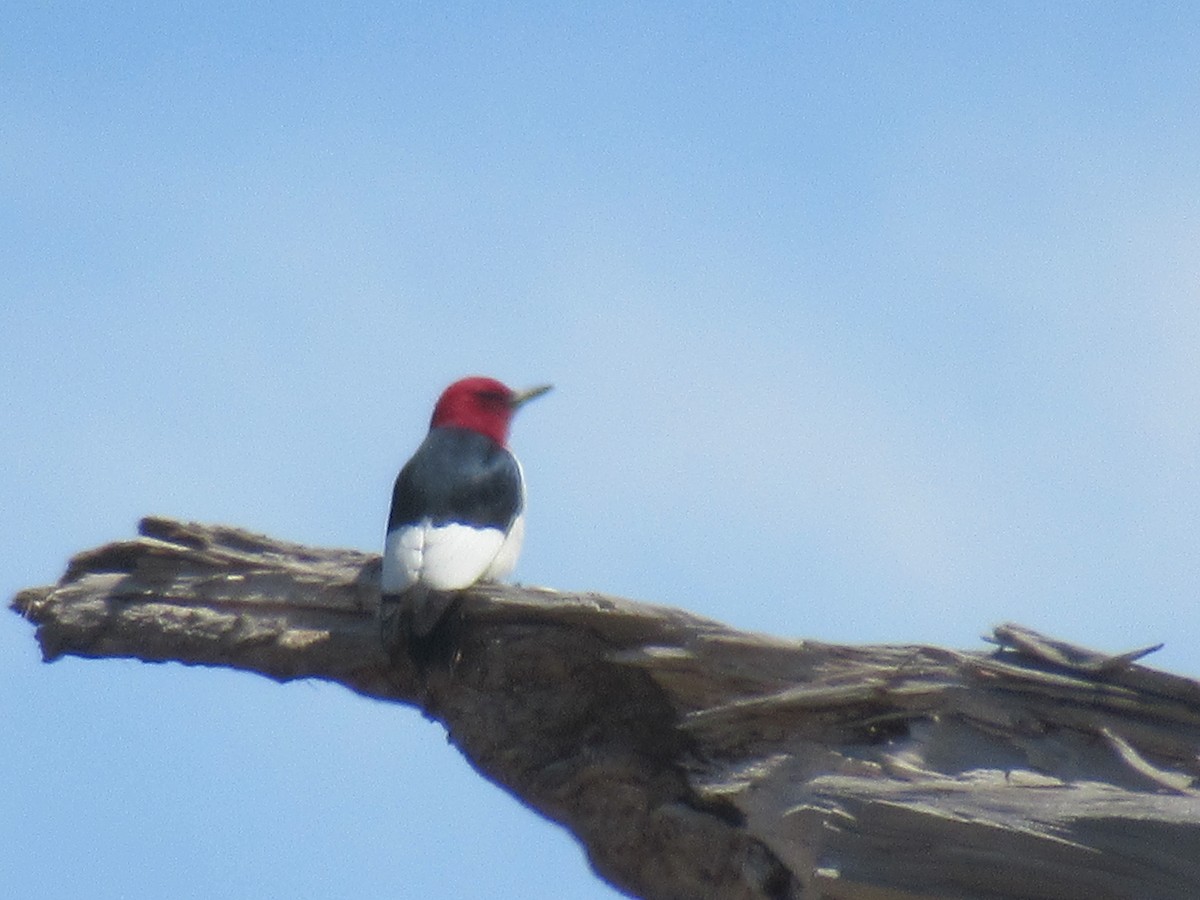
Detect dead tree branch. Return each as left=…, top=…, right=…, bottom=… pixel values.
left=12, top=518, right=1200, bottom=900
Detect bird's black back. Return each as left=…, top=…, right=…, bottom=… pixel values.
left=388, top=427, right=523, bottom=532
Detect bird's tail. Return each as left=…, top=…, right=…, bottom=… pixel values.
left=379, top=589, right=412, bottom=659
left=380, top=585, right=459, bottom=662
left=412, top=586, right=458, bottom=639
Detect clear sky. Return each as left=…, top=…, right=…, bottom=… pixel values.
left=4, top=5, right=1200, bottom=898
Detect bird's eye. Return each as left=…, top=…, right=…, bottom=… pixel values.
left=477, top=390, right=508, bottom=406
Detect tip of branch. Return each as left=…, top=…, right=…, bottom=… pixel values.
left=9, top=586, right=50, bottom=620
left=987, top=622, right=1163, bottom=674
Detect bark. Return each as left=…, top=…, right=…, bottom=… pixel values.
left=11, top=517, right=1200, bottom=900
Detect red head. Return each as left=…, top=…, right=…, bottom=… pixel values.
left=429, top=376, right=552, bottom=446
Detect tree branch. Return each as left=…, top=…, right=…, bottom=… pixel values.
left=12, top=518, right=1200, bottom=900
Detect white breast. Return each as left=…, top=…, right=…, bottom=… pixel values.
left=482, top=512, right=525, bottom=582
left=382, top=518, right=510, bottom=593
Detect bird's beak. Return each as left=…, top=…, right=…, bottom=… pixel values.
left=510, top=384, right=553, bottom=409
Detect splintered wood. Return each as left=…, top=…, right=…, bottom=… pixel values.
left=13, top=518, right=1200, bottom=900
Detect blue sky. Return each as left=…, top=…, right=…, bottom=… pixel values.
left=4, top=5, right=1200, bottom=898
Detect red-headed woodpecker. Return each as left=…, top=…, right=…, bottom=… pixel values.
left=381, top=376, right=551, bottom=640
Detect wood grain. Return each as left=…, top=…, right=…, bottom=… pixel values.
left=13, top=517, right=1200, bottom=899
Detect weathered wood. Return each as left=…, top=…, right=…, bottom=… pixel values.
left=11, top=518, right=1200, bottom=900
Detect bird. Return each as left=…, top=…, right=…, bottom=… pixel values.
left=381, top=376, right=551, bottom=645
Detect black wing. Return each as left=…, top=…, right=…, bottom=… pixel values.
left=387, top=427, right=523, bottom=532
